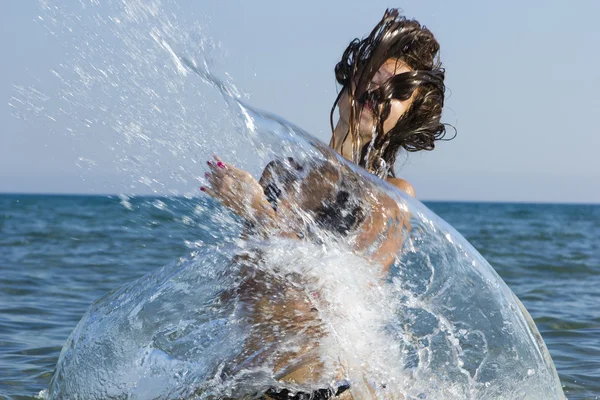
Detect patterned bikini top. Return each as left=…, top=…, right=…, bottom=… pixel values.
left=259, top=158, right=366, bottom=237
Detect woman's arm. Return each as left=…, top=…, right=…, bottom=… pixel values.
left=202, top=157, right=281, bottom=235
left=352, top=189, right=411, bottom=273
left=356, top=178, right=414, bottom=271
left=202, top=156, right=305, bottom=239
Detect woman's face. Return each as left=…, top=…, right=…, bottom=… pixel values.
left=333, top=59, right=415, bottom=153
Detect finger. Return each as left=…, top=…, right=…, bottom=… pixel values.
left=200, top=185, right=216, bottom=198
left=201, top=183, right=234, bottom=209
left=206, top=159, right=217, bottom=172
left=205, top=168, right=226, bottom=192
left=206, top=167, right=235, bottom=192
left=204, top=172, right=216, bottom=189
left=207, top=172, right=228, bottom=195
left=207, top=158, right=227, bottom=175
left=212, top=154, right=229, bottom=170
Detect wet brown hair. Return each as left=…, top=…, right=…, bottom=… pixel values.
left=330, top=9, right=450, bottom=178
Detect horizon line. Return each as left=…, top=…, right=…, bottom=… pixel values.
left=1, top=191, right=598, bottom=206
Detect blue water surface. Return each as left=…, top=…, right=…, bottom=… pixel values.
left=0, top=194, right=598, bottom=399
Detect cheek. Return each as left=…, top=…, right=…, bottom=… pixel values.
left=383, top=98, right=412, bottom=131
left=338, top=93, right=350, bottom=121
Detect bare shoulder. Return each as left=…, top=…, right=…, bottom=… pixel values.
left=386, top=177, right=416, bottom=197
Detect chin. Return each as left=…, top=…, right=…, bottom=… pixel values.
left=358, top=120, right=375, bottom=136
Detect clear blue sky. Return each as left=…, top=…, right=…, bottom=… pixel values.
left=2, top=0, right=599, bottom=203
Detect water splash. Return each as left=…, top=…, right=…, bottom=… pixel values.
left=27, top=1, right=566, bottom=399
left=17, top=0, right=256, bottom=197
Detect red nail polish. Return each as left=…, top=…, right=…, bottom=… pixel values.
left=200, top=186, right=206, bottom=192
left=205, top=172, right=211, bottom=178
left=207, top=160, right=213, bottom=166
left=217, top=161, right=225, bottom=168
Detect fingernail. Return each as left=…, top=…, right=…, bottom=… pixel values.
left=217, top=161, right=225, bottom=168
left=205, top=172, right=211, bottom=178
left=200, top=186, right=206, bottom=192
left=207, top=160, right=213, bottom=166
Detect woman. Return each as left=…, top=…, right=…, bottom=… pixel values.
left=203, top=8, right=447, bottom=266
left=202, top=9, right=449, bottom=399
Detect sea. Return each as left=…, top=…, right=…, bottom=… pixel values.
left=0, top=194, right=598, bottom=400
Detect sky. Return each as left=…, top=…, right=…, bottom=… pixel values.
left=1, top=0, right=599, bottom=203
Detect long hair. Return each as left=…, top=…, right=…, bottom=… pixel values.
left=330, top=9, right=449, bottom=178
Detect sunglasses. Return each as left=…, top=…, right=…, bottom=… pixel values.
left=356, top=87, right=383, bottom=113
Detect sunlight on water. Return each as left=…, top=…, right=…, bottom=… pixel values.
left=18, top=1, right=568, bottom=399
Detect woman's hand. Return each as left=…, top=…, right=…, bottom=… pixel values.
left=201, top=156, right=277, bottom=228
